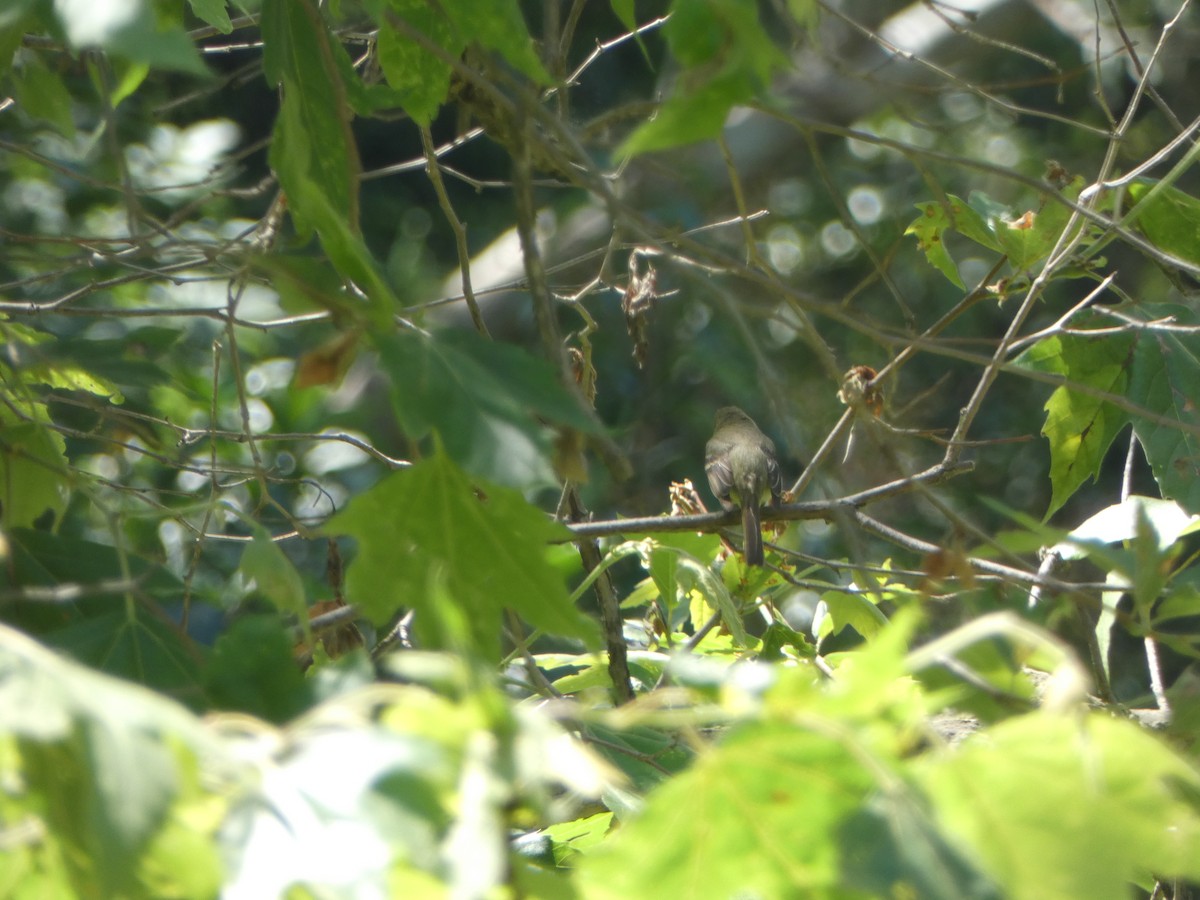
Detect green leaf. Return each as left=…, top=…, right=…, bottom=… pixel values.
left=4, top=527, right=183, bottom=600
left=1127, top=503, right=1174, bottom=624
left=619, top=70, right=752, bottom=158
left=609, top=0, right=637, bottom=32
left=220, top=682, right=462, bottom=894
left=241, top=528, right=309, bottom=623
left=962, top=183, right=1083, bottom=274
left=11, top=50, right=75, bottom=137
left=321, top=20, right=406, bottom=117
left=989, top=205, right=1057, bottom=273
left=1013, top=317, right=1135, bottom=518
left=581, top=721, right=692, bottom=791
left=907, top=200, right=967, bottom=288
left=618, top=0, right=787, bottom=156
left=907, top=194, right=1001, bottom=288
left=324, top=190, right=399, bottom=324
left=642, top=530, right=723, bottom=632
left=136, top=771, right=225, bottom=900
left=0, top=23, right=23, bottom=83
left=441, top=0, right=549, bottom=85
left=915, top=712, right=1200, bottom=898
left=786, top=0, right=820, bottom=32
left=263, top=0, right=362, bottom=236
left=606, top=0, right=652, bottom=66
left=285, top=177, right=398, bottom=329
left=4, top=321, right=133, bottom=399
left=188, top=0, right=233, bottom=33
left=579, top=721, right=880, bottom=897
left=323, top=447, right=596, bottom=659
left=1127, top=179, right=1200, bottom=269
left=3, top=529, right=202, bottom=702
left=1016, top=302, right=1200, bottom=516
left=596, top=534, right=746, bottom=646
left=1127, top=303, right=1200, bottom=513
left=38, top=326, right=180, bottom=394
left=758, top=622, right=812, bottom=661
left=109, top=58, right=150, bottom=106
left=0, top=624, right=224, bottom=898
left=22, top=364, right=122, bottom=401
left=0, top=404, right=68, bottom=528
left=48, top=609, right=205, bottom=705
left=1154, top=569, right=1200, bottom=628
left=203, top=615, right=312, bottom=721
left=377, top=330, right=597, bottom=487
left=1013, top=299, right=1200, bottom=516
left=817, top=587, right=889, bottom=642
left=116, top=29, right=202, bottom=76
left=838, top=791, right=1001, bottom=899
left=914, top=637, right=1034, bottom=721
left=952, top=193, right=1003, bottom=250
left=250, top=254, right=361, bottom=319
left=666, top=0, right=781, bottom=79
left=543, top=811, right=614, bottom=864
left=376, top=0, right=462, bottom=125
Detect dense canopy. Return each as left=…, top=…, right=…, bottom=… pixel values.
left=4, top=1, right=1200, bottom=897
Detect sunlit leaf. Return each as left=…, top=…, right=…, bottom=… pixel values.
left=376, top=0, right=461, bottom=125
left=0, top=624, right=226, bottom=897
left=0, top=406, right=68, bottom=529
left=579, top=721, right=882, bottom=897
left=907, top=200, right=967, bottom=288
left=440, top=0, right=548, bottom=84
left=1019, top=303, right=1200, bottom=516
left=915, top=712, right=1200, bottom=898
left=818, top=587, right=888, bottom=641
left=1127, top=179, right=1200, bottom=270
left=1014, top=317, right=1134, bottom=518
left=323, top=447, right=596, bottom=658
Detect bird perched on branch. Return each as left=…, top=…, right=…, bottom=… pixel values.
left=704, top=406, right=782, bottom=567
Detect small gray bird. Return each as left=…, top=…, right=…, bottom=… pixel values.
left=704, top=406, right=782, bottom=566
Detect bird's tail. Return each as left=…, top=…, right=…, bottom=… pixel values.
left=742, top=500, right=763, bottom=566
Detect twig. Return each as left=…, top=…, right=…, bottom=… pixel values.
left=421, top=124, right=490, bottom=337
left=567, top=490, right=635, bottom=705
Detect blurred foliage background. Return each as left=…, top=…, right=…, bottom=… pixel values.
left=7, top=0, right=1200, bottom=897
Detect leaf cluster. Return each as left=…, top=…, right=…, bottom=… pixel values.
left=5, top=1, right=1200, bottom=898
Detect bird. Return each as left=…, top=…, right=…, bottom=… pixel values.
left=704, top=406, right=782, bottom=566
